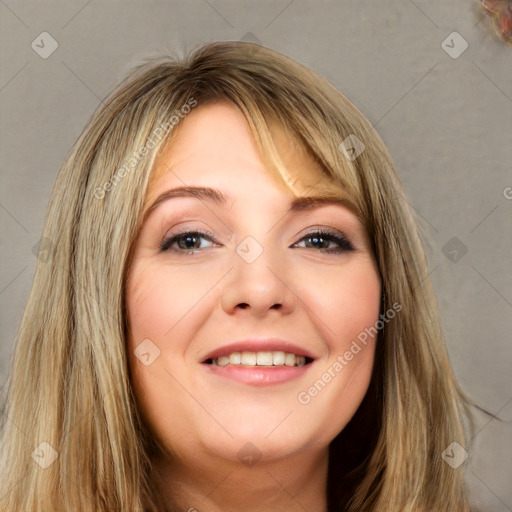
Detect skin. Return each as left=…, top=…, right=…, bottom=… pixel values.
left=126, top=101, right=381, bottom=512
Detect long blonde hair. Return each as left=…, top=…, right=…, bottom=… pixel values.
left=0, top=40, right=476, bottom=511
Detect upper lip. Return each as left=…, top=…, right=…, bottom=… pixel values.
left=201, top=338, right=317, bottom=363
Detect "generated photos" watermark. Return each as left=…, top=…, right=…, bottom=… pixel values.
left=298, top=301, right=402, bottom=405
left=94, top=97, right=197, bottom=199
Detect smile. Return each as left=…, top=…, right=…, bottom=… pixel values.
left=200, top=339, right=317, bottom=385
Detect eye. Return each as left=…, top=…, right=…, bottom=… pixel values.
left=160, top=229, right=217, bottom=254
left=292, top=229, right=355, bottom=254
left=160, top=228, right=355, bottom=255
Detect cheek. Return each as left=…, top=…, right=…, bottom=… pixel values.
left=127, top=264, right=175, bottom=342
left=297, top=258, right=381, bottom=346
left=126, top=258, right=215, bottom=344
left=125, top=258, right=222, bottom=447
left=293, top=259, right=381, bottom=440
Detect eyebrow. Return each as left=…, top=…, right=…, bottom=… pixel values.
left=143, top=186, right=358, bottom=221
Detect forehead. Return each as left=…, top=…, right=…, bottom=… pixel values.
left=146, top=101, right=353, bottom=210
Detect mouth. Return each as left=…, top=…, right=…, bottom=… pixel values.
left=200, top=339, right=316, bottom=385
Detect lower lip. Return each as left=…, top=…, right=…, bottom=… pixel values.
left=202, top=363, right=313, bottom=385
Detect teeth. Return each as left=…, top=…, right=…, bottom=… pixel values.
left=284, top=353, right=296, bottom=366
left=272, top=351, right=285, bottom=365
left=217, top=356, right=230, bottom=367
left=229, top=352, right=241, bottom=364
left=256, top=351, right=273, bottom=366
left=211, top=351, right=308, bottom=367
left=241, top=352, right=256, bottom=365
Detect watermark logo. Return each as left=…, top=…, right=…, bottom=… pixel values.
left=134, top=338, right=161, bottom=366
left=237, top=442, right=262, bottom=467
left=32, top=237, right=54, bottom=263
left=31, top=32, right=58, bottom=59
left=239, top=32, right=264, bottom=59
left=441, top=32, right=468, bottom=59
left=235, top=236, right=263, bottom=264
left=94, top=97, right=197, bottom=200
left=442, top=236, right=468, bottom=263
left=31, top=441, right=58, bottom=469
left=339, top=134, right=365, bottom=161
left=442, top=442, right=468, bottom=469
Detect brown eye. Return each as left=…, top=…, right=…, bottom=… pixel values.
left=160, top=230, right=217, bottom=253
left=292, top=230, right=354, bottom=254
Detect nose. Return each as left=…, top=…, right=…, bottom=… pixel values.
left=220, top=245, right=298, bottom=318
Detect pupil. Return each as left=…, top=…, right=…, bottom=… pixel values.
left=310, top=236, right=325, bottom=249
left=180, top=235, right=199, bottom=250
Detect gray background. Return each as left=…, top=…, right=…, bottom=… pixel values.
left=0, top=1, right=511, bottom=510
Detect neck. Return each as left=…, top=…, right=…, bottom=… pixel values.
left=150, top=446, right=329, bottom=512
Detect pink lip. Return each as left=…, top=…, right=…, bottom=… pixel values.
left=201, top=338, right=317, bottom=362
left=203, top=361, right=313, bottom=386
left=200, top=338, right=316, bottom=386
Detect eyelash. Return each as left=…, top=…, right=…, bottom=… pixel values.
left=159, top=228, right=355, bottom=255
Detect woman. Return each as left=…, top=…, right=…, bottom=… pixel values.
left=0, top=41, right=477, bottom=511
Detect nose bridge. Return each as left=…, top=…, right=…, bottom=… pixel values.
left=220, top=233, right=296, bottom=316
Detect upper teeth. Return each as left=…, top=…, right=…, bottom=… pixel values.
left=212, top=351, right=306, bottom=367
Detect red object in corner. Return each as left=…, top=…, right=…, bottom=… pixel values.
left=481, top=0, right=512, bottom=41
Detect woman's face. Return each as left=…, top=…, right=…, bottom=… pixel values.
left=126, top=101, right=381, bottom=467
